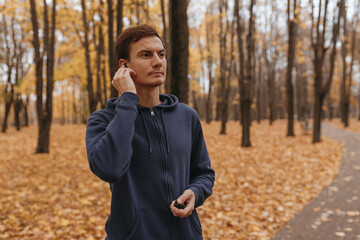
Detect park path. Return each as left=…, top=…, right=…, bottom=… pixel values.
left=272, top=123, right=360, bottom=240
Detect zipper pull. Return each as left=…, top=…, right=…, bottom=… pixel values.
left=150, top=109, right=155, bottom=117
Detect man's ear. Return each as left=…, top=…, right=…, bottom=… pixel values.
left=118, top=59, right=128, bottom=68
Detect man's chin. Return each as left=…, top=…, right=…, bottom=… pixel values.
left=149, top=77, right=165, bottom=86
left=136, top=79, right=165, bottom=88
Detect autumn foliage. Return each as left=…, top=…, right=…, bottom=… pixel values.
left=327, top=119, right=360, bottom=135
left=0, top=120, right=342, bottom=240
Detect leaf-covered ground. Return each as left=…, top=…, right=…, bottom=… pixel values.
left=327, top=118, right=360, bottom=135
left=0, top=120, right=342, bottom=240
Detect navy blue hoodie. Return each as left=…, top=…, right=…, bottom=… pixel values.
left=85, top=92, right=215, bottom=240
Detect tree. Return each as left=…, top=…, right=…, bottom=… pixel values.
left=295, top=64, right=308, bottom=121
left=100, top=0, right=108, bottom=107
left=81, top=0, right=96, bottom=113
left=310, top=0, right=343, bottom=143
left=205, top=6, right=215, bottom=124
left=93, top=8, right=102, bottom=109
left=1, top=15, right=14, bottom=133
left=286, top=0, right=298, bottom=137
left=29, top=0, right=57, bottom=153
left=294, top=17, right=310, bottom=122
left=235, top=0, right=255, bottom=147
left=169, top=0, right=189, bottom=103
left=106, top=0, right=123, bottom=99
left=160, top=0, right=171, bottom=93
left=340, top=1, right=358, bottom=127
left=12, top=20, right=26, bottom=131
left=261, top=0, right=282, bottom=126
left=218, top=0, right=235, bottom=134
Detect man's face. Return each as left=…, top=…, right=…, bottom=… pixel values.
left=127, top=36, right=166, bottom=88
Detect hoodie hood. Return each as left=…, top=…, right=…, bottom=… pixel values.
left=105, top=94, right=178, bottom=111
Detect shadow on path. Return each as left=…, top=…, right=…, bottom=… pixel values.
left=272, top=123, right=360, bottom=240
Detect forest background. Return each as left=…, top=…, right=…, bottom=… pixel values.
left=0, top=0, right=360, bottom=149
left=0, top=0, right=360, bottom=239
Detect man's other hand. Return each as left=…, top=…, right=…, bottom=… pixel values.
left=170, top=189, right=196, bottom=218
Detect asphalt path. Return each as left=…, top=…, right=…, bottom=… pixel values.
left=272, top=122, right=360, bottom=240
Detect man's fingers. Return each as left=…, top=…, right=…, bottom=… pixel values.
left=111, top=66, right=137, bottom=94
left=177, top=190, right=192, bottom=204
left=170, top=201, right=193, bottom=218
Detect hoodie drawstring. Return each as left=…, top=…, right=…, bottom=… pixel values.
left=160, top=109, right=170, bottom=153
left=140, top=111, right=152, bottom=153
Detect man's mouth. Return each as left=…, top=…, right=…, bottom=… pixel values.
left=149, top=71, right=163, bottom=75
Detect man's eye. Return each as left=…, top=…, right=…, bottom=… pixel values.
left=159, top=53, right=165, bottom=57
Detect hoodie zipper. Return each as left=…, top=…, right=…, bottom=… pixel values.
left=150, top=108, right=172, bottom=203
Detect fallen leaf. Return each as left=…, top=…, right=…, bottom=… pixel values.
left=335, top=232, right=346, bottom=237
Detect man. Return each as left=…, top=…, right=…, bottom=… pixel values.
left=85, top=24, right=215, bottom=240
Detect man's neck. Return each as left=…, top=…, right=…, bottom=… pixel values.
left=135, top=85, right=162, bottom=108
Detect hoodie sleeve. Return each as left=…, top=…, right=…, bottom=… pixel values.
left=85, top=92, right=139, bottom=183
left=187, top=116, right=215, bottom=208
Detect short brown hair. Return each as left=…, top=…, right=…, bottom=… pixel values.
left=115, top=24, right=164, bottom=61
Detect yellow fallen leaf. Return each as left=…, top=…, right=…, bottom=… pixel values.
left=335, top=232, right=345, bottom=237
left=346, top=211, right=359, bottom=216
left=59, top=218, right=70, bottom=227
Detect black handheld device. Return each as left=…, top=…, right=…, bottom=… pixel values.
left=174, top=200, right=186, bottom=209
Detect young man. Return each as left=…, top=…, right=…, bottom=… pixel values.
left=85, top=24, right=215, bottom=240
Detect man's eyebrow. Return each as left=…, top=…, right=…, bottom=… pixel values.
left=137, top=49, right=165, bottom=54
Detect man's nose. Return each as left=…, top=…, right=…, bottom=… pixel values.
left=152, top=54, right=163, bottom=68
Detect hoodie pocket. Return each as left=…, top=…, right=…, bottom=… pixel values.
left=126, top=207, right=170, bottom=240
left=173, top=211, right=203, bottom=240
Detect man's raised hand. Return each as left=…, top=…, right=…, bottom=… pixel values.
left=111, top=65, right=137, bottom=95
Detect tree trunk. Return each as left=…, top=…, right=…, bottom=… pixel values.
left=29, top=0, right=56, bottom=153
left=108, top=0, right=118, bottom=98
left=313, top=90, right=324, bottom=143
left=286, top=0, right=297, bottom=137
left=169, top=0, right=189, bottom=103
left=235, top=0, right=251, bottom=146
left=268, top=69, right=276, bottom=125
left=29, top=0, right=44, bottom=150
left=205, top=9, right=214, bottom=123
left=1, top=16, right=14, bottom=133
left=295, top=64, right=307, bottom=121
left=340, top=1, right=348, bottom=126
left=160, top=0, right=171, bottom=93
left=61, top=92, right=65, bottom=125
left=22, top=95, right=29, bottom=127
left=342, top=2, right=357, bottom=127
left=38, top=0, right=56, bottom=153
left=256, top=57, right=262, bottom=123
left=81, top=0, right=96, bottom=113
left=192, top=89, right=199, bottom=114
left=11, top=16, right=23, bottom=131
left=241, top=0, right=255, bottom=147
left=14, top=94, right=22, bottom=130
left=93, top=19, right=102, bottom=108
left=326, top=96, right=333, bottom=120
left=99, top=0, right=107, bottom=107
left=117, top=0, right=123, bottom=36
left=310, top=0, right=343, bottom=143
left=235, top=0, right=246, bottom=127
left=220, top=16, right=234, bottom=134
left=1, top=81, right=14, bottom=133
left=359, top=92, right=360, bottom=120
left=219, top=0, right=228, bottom=134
